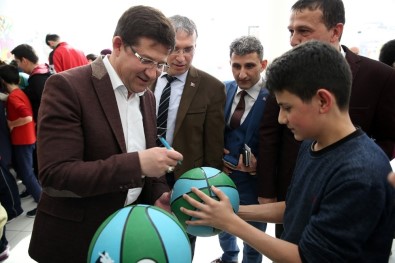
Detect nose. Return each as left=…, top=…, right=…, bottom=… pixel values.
left=175, top=53, right=186, bottom=62
left=278, top=108, right=287, bottom=125
left=238, top=68, right=247, bottom=79
left=290, top=34, right=300, bottom=48
left=145, top=66, right=159, bottom=80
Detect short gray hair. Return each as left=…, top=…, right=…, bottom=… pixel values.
left=229, top=36, right=264, bottom=60
left=168, top=15, right=198, bottom=38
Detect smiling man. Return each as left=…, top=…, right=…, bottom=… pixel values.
left=28, top=6, right=183, bottom=263
left=150, top=15, right=226, bottom=257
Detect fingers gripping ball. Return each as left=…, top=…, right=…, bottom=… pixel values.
left=88, top=204, right=192, bottom=263
left=170, top=167, right=240, bottom=237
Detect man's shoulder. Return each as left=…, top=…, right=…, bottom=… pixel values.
left=223, top=80, right=236, bottom=88
left=189, top=66, right=223, bottom=85
left=344, top=45, right=394, bottom=73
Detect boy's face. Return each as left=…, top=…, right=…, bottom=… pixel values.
left=275, top=90, right=320, bottom=141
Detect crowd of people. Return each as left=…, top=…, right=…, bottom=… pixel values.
left=0, top=0, right=394, bottom=262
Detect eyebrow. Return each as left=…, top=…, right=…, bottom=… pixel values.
left=131, top=47, right=167, bottom=64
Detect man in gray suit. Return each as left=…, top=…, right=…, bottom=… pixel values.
left=150, top=15, right=226, bottom=256
left=28, top=6, right=182, bottom=263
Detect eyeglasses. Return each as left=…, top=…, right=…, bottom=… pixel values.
left=129, top=46, right=169, bottom=72
left=171, top=46, right=195, bottom=55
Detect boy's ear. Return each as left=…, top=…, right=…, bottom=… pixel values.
left=316, top=89, right=333, bottom=113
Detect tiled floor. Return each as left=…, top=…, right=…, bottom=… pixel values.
left=3, top=192, right=395, bottom=262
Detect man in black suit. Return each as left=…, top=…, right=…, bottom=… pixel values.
left=257, top=0, right=395, bottom=238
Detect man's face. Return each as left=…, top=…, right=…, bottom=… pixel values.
left=288, top=8, right=340, bottom=48
left=230, top=52, right=267, bottom=90
left=166, top=30, right=196, bottom=76
left=111, top=36, right=170, bottom=94
left=14, top=58, right=28, bottom=74
left=47, top=41, right=56, bottom=49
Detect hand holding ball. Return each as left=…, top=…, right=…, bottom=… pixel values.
left=170, top=167, right=240, bottom=237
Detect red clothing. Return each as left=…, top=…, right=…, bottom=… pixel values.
left=6, top=89, right=36, bottom=145
left=52, top=42, right=88, bottom=73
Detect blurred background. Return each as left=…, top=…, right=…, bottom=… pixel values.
left=1, top=0, right=394, bottom=81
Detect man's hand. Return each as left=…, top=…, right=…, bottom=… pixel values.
left=139, top=147, right=183, bottom=177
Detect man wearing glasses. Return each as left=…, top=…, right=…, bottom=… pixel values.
left=28, top=6, right=183, bottom=263
left=150, top=15, right=226, bottom=257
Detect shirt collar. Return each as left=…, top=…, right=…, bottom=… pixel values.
left=160, top=70, right=189, bottom=83
left=236, top=78, right=263, bottom=100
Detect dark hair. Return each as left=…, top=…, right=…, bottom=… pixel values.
left=168, top=15, right=198, bottom=38
left=265, top=40, right=352, bottom=110
left=113, top=5, right=175, bottom=51
left=11, top=44, right=39, bottom=64
left=9, top=60, right=18, bottom=67
left=292, top=0, right=345, bottom=30
left=229, top=36, right=264, bottom=60
left=86, top=53, right=98, bottom=61
left=45, top=34, right=60, bottom=46
left=0, top=64, right=20, bottom=85
left=379, top=39, right=395, bottom=68
left=100, top=49, right=112, bottom=55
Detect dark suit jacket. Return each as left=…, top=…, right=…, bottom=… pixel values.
left=29, top=56, right=169, bottom=263
left=150, top=66, right=226, bottom=179
left=258, top=45, right=395, bottom=200
left=224, top=79, right=269, bottom=157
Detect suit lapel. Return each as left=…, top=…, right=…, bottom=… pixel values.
left=139, top=91, right=157, bottom=149
left=224, top=81, right=238, bottom=123
left=343, top=45, right=361, bottom=82
left=91, top=57, right=127, bottom=153
left=173, top=66, right=200, bottom=138
left=244, top=85, right=269, bottom=144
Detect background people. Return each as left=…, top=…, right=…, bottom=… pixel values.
left=45, top=33, right=88, bottom=73
left=0, top=64, right=42, bottom=218
left=379, top=39, right=395, bottom=68
left=11, top=44, right=52, bottom=180
left=0, top=203, right=9, bottom=261
left=0, top=68, right=23, bottom=222
left=86, top=53, right=98, bottom=63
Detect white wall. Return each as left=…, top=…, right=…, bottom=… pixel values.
left=1, top=0, right=394, bottom=80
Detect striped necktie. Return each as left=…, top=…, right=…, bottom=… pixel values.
left=156, top=75, right=177, bottom=145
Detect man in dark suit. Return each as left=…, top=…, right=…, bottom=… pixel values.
left=150, top=15, right=225, bottom=256
left=258, top=0, right=395, bottom=238
left=28, top=6, right=183, bottom=263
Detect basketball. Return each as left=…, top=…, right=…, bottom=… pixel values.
left=87, top=204, right=192, bottom=263
left=170, top=167, right=240, bottom=237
